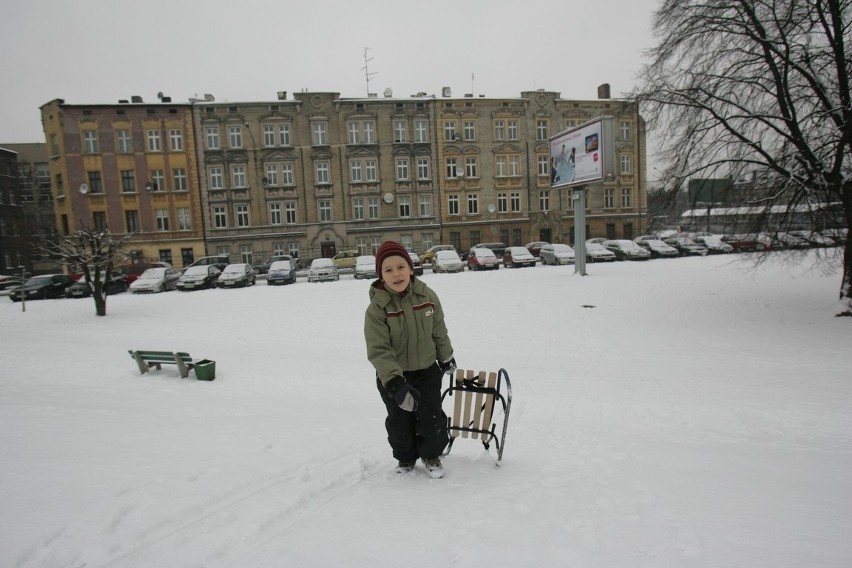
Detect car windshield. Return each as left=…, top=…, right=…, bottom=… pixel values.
left=474, top=249, right=494, bottom=258
left=26, top=276, right=54, bottom=286
left=223, top=265, right=246, bottom=274
left=587, top=244, right=607, bottom=252
left=312, top=259, right=334, bottom=268
left=269, top=261, right=291, bottom=270
left=436, top=251, right=459, bottom=260
left=553, top=244, right=573, bottom=252
left=184, top=266, right=209, bottom=276
left=140, top=268, right=166, bottom=279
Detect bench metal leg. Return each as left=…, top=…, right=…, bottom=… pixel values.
left=132, top=351, right=149, bottom=375
left=174, top=353, right=191, bottom=378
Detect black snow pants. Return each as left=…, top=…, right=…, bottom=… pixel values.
left=377, top=363, right=449, bottom=462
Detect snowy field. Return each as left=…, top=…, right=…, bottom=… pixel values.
left=1, top=250, right=850, bottom=568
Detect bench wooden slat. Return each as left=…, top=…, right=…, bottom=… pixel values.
left=129, top=350, right=194, bottom=378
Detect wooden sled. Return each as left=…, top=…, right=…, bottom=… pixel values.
left=441, top=368, right=512, bottom=465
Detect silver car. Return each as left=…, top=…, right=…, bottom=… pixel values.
left=539, top=243, right=576, bottom=265
left=432, top=250, right=464, bottom=273
left=308, top=258, right=340, bottom=282
left=354, top=255, right=378, bottom=279
left=129, top=267, right=181, bottom=293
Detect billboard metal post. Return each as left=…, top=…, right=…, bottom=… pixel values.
left=573, top=188, right=587, bottom=275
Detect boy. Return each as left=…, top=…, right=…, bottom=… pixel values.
left=364, top=241, right=457, bottom=478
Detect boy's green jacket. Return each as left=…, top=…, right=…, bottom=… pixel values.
left=365, top=277, right=454, bottom=386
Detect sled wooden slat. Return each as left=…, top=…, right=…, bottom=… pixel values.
left=441, top=367, right=512, bottom=464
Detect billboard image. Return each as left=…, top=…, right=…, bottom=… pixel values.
left=550, top=116, right=615, bottom=188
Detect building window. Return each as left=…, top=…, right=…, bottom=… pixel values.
left=605, top=188, right=615, bottom=208
left=396, top=159, right=409, bottom=180
left=353, top=198, right=365, bottom=220
left=92, top=211, right=107, bottom=232
left=417, top=158, right=430, bottom=180
left=510, top=156, right=520, bottom=176
left=414, top=119, right=428, bottom=142
left=393, top=120, right=407, bottom=142
left=422, top=233, right=434, bottom=251
left=348, top=122, right=359, bottom=144
left=508, top=120, right=518, bottom=140
left=228, top=125, right=243, bottom=148
left=231, top=164, right=247, bottom=188
left=151, top=169, right=165, bottom=191
left=364, top=121, right=376, bottom=143
left=448, top=194, right=459, bottom=215
left=620, top=120, right=631, bottom=140
left=463, top=120, right=476, bottom=141
left=172, top=168, right=187, bottom=191
left=419, top=195, right=432, bottom=217
left=88, top=171, right=103, bottom=194
left=445, top=158, right=460, bottom=178
left=315, top=161, right=330, bottom=184
left=511, top=192, right=521, bottom=212
left=269, top=202, right=282, bottom=225
left=465, top=157, right=478, bottom=178
left=156, top=208, right=169, bottom=231
left=622, top=188, right=632, bottom=207
left=169, top=129, right=183, bottom=151
left=399, top=195, right=411, bottom=218
left=159, top=249, right=173, bottom=265
left=620, top=155, right=632, bottom=174
left=281, top=163, right=294, bottom=185
left=116, top=129, right=132, bottom=153
left=263, top=124, right=275, bottom=147
left=125, top=210, right=139, bottom=232
left=210, top=167, right=224, bottom=190
left=467, top=193, right=479, bottom=215
left=538, top=155, right=549, bottom=176
left=318, top=199, right=332, bottom=222
left=147, top=129, right=161, bottom=152
left=494, top=120, right=505, bottom=141
left=312, top=121, right=328, bottom=145
left=121, top=170, right=136, bottom=192
left=213, top=206, right=227, bottom=228
left=285, top=202, right=297, bottom=224
left=536, top=120, right=548, bottom=140
left=181, top=248, right=194, bottom=267
left=265, top=164, right=279, bottom=186
left=236, top=205, right=250, bottom=227
left=366, top=160, right=378, bottom=181
left=178, top=207, right=191, bottom=230
left=498, top=193, right=508, bottom=213
left=356, top=237, right=368, bottom=255
left=496, top=156, right=507, bottom=177
left=350, top=160, right=362, bottom=182
left=279, top=123, right=291, bottom=146
left=444, top=121, right=457, bottom=142
left=368, top=197, right=379, bottom=219
left=206, top=126, right=220, bottom=150
left=240, top=245, right=253, bottom=265
left=539, top=191, right=550, bottom=212
left=83, top=130, right=99, bottom=153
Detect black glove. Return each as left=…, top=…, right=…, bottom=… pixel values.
left=440, top=357, right=457, bottom=376
left=385, top=376, right=420, bottom=412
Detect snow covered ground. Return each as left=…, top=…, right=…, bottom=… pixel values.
left=1, top=250, right=850, bottom=568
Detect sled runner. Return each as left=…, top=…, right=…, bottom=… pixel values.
left=441, top=368, right=512, bottom=465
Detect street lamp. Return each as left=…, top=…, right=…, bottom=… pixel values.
left=17, top=265, right=27, bottom=312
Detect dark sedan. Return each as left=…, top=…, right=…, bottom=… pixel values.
left=9, top=274, right=74, bottom=302
left=66, top=271, right=129, bottom=298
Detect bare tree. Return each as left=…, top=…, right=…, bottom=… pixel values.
left=43, top=226, right=133, bottom=316
left=634, top=0, right=852, bottom=315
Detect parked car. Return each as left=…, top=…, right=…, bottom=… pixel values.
left=421, top=245, right=457, bottom=265
left=116, top=262, right=172, bottom=285
left=308, top=258, right=340, bottom=282
left=664, top=237, right=709, bottom=257
left=634, top=238, right=680, bottom=258
left=524, top=241, right=549, bottom=258
left=9, top=274, right=74, bottom=302
left=354, top=255, right=378, bottom=279
left=331, top=250, right=359, bottom=270
left=467, top=247, right=499, bottom=271
left=539, top=243, right=576, bottom=265
left=0, top=275, right=23, bottom=295
left=473, top=242, right=508, bottom=259
left=603, top=240, right=652, bottom=261
left=408, top=251, right=424, bottom=276
left=129, top=267, right=181, bottom=293
left=692, top=235, right=734, bottom=254
left=586, top=237, right=608, bottom=245
left=66, top=271, right=129, bottom=298
left=788, top=230, right=834, bottom=247
left=253, top=254, right=297, bottom=274
left=633, top=234, right=661, bottom=243
left=432, top=250, right=464, bottom=273
left=217, top=263, right=256, bottom=288
left=186, top=255, right=230, bottom=273
left=266, top=259, right=298, bottom=285
left=177, top=265, right=221, bottom=290
left=720, top=234, right=766, bottom=252
left=585, top=242, right=617, bottom=262
left=821, top=228, right=847, bottom=245
left=503, top=246, right=537, bottom=268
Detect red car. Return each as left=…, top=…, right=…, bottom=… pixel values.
left=467, top=248, right=499, bottom=271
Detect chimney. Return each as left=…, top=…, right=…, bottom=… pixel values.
left=597, top=83, right=611, bottom=99
left=131, top=95, right=143, bottom=103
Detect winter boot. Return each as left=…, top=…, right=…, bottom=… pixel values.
left=395, top=460, right=416, bottom=474
left=421, top=457, right=444, bottom=479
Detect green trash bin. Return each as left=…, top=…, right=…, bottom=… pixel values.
left=194, top=359, right=216, bottom=381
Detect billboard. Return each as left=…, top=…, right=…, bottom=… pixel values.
left=550, top=116, right=616, bottom=188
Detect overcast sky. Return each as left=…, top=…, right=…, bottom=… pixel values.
left=1, top=0, right=662, bottom=148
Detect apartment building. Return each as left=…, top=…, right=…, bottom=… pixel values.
left=40, top=97, right=206, bottom=268
left=0, top=146, right=27, bottom=272
left=193, top=91, right=441, bottom=265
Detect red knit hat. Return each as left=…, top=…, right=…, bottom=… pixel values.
left=375, top=241, right=414, bottom=274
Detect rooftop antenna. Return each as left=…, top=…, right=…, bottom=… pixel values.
left=471, top=72, right=475, bottom=94
left=361, top=47, right=377, bottom=96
